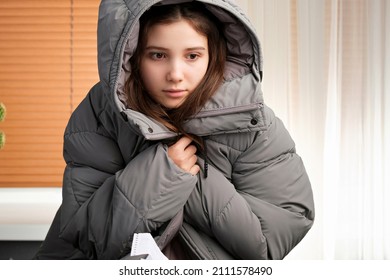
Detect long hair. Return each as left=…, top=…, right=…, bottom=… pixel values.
left=125, top=2, right=226, bottom=143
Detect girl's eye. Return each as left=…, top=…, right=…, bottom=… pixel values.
left=187, top=53, right=199, bottom=60
left=150, top=52, right=166, bottom=60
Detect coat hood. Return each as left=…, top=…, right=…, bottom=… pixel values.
left=97, top=0, right=265, bottom=140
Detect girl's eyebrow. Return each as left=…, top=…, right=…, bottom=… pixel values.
left=186, top=47, right=207, bottom=51
left=145, top=46, right=207, bottom=51
left=145, top=46, right=168, bottom=50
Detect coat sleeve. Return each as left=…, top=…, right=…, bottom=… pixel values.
left=59, top=141, right=197, bottom=259
left=57, top=90, right=197, bottom=259
left=184, top=109, right=314, bottom=260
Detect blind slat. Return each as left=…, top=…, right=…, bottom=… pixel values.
left=0, top=0, right=100, bottom=188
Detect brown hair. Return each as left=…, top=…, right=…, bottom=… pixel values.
left=125, top=2, right=226, bottom=143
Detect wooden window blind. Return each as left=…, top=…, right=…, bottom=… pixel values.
left=0, top=0, right=100, bottom=187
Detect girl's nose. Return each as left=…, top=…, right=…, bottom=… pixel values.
left=167, top=60, right=184, bottom=82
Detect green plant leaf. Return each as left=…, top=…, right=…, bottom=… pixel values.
left=0, top=131, right=5, bottom=149
left=0, top=103, right=6, bottom=122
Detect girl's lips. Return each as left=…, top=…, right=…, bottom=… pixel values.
left=163, top=89, right=187, bottom=98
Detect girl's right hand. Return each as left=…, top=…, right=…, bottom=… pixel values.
left=167, top=136, right=200, bottom=175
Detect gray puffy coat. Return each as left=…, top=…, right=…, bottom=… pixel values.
left=35, top=0, right=314, bottom=260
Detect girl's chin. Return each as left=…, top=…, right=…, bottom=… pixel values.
left=160, top=99, right=186, bottom=109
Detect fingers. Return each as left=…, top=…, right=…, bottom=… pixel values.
left=187, top=154, right=198, bottom=170
left=167, top=136, right=200, bottom=175
left=168, top=136, right=197, bottom=159
left=174, top=136, right=193, bottom=150
left=189, top=164, right=200, bottom=176
left=184, top=144, right=197, bottom=155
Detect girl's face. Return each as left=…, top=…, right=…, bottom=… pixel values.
left=139, top=19, right=209, bottom=109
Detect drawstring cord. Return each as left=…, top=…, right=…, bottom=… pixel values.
left=203, top=137, right=208, bottom=178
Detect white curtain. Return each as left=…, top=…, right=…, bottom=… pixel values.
left=236, top=0, right=390, bottom=259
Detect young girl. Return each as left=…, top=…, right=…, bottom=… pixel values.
left=35, top=0, right=314, bottom=260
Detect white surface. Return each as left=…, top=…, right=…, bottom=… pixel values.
left=0, top=188, right=61, bottom=240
